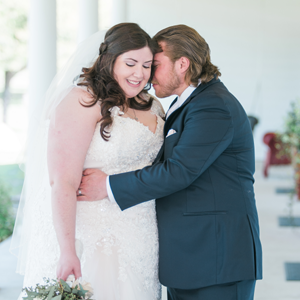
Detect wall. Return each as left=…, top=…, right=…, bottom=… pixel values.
left=126, top=0, right=300, bottom=160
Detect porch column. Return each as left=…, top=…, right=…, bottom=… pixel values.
left=78, top=0, right=99, bottom=43
left=105, top=0, right=127, bottom=28
left=28, top=0, right=56, bottom=118
left=108, top=0, right=127, bottom=27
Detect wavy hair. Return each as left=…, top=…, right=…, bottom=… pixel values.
left=153, top=25, right=221, bottom=86
left=78, top=23, right=155, bottom=141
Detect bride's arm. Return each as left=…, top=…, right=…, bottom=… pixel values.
left=47, top=87, right=101, bottom=280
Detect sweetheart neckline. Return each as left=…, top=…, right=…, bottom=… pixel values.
left=117, top=114, right=161, bottom=135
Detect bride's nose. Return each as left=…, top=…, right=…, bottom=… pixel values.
left=133, top=65, right=143, bottom=78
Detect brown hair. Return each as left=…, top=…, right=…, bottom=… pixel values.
left=153, top=24, right=221, bottom=86
left=78, top=23, right=155, bottom=141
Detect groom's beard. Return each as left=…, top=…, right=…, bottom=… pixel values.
left=153, top=68, right=180, bottom=98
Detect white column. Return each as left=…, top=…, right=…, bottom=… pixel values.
left=28, top=0, right=56, bottom=118
left=109, top=0, right=127, bottom=26
left=78, top=0, right=99, bottom=43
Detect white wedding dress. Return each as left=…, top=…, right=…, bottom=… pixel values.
left=19, top=92, right=164, bottom=300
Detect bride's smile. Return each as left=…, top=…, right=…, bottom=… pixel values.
left=113, top=46, right=153, bottom=99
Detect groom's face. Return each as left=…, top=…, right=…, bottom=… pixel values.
left=152, top=42, right=180, bottom=98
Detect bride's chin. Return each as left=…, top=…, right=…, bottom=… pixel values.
left=126, top=91, right=143, bottom=99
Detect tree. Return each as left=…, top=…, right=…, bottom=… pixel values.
left=0, top=180, right=14, bottom=242
left=0, top=0, right=28, bottom=123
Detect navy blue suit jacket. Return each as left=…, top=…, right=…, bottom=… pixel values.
left=110, top=77, right=263, bottom=289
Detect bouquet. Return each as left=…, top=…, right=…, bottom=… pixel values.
left=22, top=275, right=94, bottom=300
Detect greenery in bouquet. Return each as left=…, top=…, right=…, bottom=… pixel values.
left=22, top=276, right=93, bottom=300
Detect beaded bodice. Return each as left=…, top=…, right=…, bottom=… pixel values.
left=83, top=102, right=164, bottom=173
left=76, top=100, right=164, bottom=297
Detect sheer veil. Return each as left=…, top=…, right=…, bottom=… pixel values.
left=10, top=30, right=107, bottom=275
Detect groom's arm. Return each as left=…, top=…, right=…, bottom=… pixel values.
left=110, top=100, right=234, bottom=210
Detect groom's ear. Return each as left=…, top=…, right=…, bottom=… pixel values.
left=175, top=56, right=190, bottom=75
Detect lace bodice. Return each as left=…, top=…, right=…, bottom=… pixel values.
left=22, top=96, right=164, bottom=300
left=83, top=101, right=164, bottom=173
left=76, top=100, right=164, bottom=296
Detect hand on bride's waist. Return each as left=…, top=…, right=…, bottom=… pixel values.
left=77, top=168, right=108, bottom=202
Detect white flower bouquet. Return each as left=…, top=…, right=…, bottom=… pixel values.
left=22, top=275, right=94, bottom=300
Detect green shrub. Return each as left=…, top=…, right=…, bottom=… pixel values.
left=0, top=181, right=15, bottom=242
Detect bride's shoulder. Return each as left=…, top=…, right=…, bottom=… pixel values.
left=142, top=93, right=165, bottom=119
left=69, top=85, right=94, bottom=102
left=57, top=86, right=101, bottom=121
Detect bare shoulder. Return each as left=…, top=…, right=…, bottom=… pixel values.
left=57, top=86, right=101, bottom=122
left=69, top=86, right=93, bottom=101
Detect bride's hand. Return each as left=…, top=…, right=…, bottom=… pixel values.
left=56, top=252, right=82, bottom=281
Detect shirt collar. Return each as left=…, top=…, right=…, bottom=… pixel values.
left=177, top=80, right=201, bottom=107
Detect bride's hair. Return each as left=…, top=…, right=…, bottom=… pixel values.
left=78, top=23, right=156, bottom=141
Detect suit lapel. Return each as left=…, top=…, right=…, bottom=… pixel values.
left=154, top=77, right=221, bottom=163
left=153, top=98, right=178, bottom=164
left=153, top=143, right=165, bottom=163
left=168, top=97, right=178, bottom=110
left=164, top=77, right=220, bottom=135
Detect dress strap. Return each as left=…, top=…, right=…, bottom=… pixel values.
left=109, top=106, right=124, bottom=117
left=151, top=97, right=165, bottom=119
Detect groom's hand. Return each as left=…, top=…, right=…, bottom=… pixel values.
left=77, top=168, right=108, bottom=201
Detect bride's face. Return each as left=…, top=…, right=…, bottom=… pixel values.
left=113, top=46, right=153, bottom=99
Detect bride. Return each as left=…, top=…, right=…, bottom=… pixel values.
left=12, top=23, right=164, bottom=300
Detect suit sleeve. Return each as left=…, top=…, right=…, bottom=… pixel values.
left=110, top=100, right=234, bottom=210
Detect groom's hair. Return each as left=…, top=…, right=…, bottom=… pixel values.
left=153, top=25, right=221, bottom=85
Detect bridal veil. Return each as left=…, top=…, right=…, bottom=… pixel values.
left=10, top=30, right=107, bottom=275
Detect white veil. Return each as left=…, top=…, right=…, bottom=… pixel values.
left=10, top=30, right=107, bottom=275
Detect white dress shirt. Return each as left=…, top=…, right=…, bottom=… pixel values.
left=166, top=84, right=198, bottom=119
left=106, top=82, right=200, bottom=203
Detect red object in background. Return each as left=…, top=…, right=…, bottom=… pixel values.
left=263, top=132, right=291, bottom=177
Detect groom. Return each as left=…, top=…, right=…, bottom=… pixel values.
left=78, top=25, right=262, bottom=300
